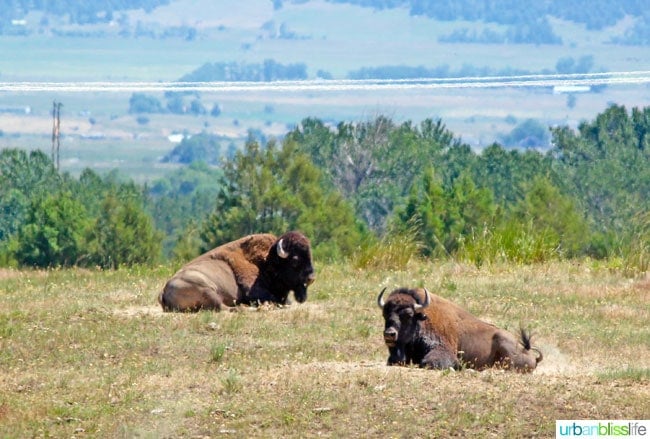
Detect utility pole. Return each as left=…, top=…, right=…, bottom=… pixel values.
left=51, top=101, right=62, bottom=170
left=51, top=101, right=56, bottom=164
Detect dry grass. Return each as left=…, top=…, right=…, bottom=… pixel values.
left=0, top=261, right=648, bottom=437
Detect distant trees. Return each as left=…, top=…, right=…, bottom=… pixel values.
left=0, top=104, right=648, bottom=271
left=1, top=0, right=170, bottom=28
left=180, top=59, right=308, bottom=82
left=439, top=18, right=562, bottom=45
left=347, top=64, right=531, bottom=80
left=550, top=104, right=650, bottom=259
left=85, top=193, right=161, bottom=269
left=161, top=133, right=222, bottom=165
left=406, top=0, right=645, bottom=32
left=288, top=117, right=460, bottom=233
left=393, top=167, right=495, bottom=257
left=147, top=161, right=223, bottom=258
left=499, top=119, right=551, bottom=149
left=128, top=93, right=164, bottom=114
left=128, top=92, right=212, bottom=116
left=3, top=0, right=649, bottom=48
left=198, top=135, right=367, bottom=260
left=555, top=55, right=594, bottom=74
left=331, top=0, right=647, bottom=43
left=0, top=150, right=161, bottom=268
left=286, top=107, right=648, bottom=270
left=11, top=191, right=88, bottom=267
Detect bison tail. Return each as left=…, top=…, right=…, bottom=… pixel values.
left=519, top=327, right=532, bottom=350
left=519, top=327, right=543, bottom=364
left=158, top=290, right=171, bottom=312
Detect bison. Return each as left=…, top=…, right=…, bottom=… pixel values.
left=377, top=287, right=543, bottom=372
left=159, top=231, right=315, bottom=312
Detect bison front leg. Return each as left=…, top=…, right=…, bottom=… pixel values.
left=420, top=344, right=460, bottom=370
left=387, top=345, right=407, bottom=366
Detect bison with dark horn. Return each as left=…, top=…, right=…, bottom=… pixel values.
left=377, top=287, right=543, bottom=372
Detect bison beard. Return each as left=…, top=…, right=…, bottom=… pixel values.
left=377, top=287, right=543, bottom=372
left=158, top=231, right=315, bottom=312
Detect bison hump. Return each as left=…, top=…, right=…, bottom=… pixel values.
left=206, top=234, right=277, bottom=288
left=238, top=234, right=277, bottom=265
left=206, top=234, right=275, bottom=264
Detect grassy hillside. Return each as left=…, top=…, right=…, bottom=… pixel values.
left=0, top=261, right=648, bottom=436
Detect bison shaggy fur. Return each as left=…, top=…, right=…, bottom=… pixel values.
left=378, top=287, right=543, bottom=372
left=159, top=231, right=315, bottom=312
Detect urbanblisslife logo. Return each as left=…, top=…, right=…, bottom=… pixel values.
left=556, top=420, right=648, bottom=438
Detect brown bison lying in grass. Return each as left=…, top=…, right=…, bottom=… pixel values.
left=159, top=231, right=315, bottom=312
left=377, top=287, right=543, bottom=372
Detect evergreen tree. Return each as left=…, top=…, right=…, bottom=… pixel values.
left=86, top=193, right=162, bottom=269
left=10, top=191, right=90, bottom=267
left=510, top=176, right=589, bottom=258
left=197, top=136, right=366, bottom=260
left=551, top=104, right=650, bottom=257
left=394, top=167, right=447, bottom=257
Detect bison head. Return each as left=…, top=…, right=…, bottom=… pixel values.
left=377, top=287, right=430, bottom=363
left=268, top=231, right=315, bottom=303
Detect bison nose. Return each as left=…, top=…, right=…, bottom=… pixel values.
left=384, top=328, right=398, bottom=344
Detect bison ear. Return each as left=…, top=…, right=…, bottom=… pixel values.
left=277, top=238, right=289, bottom=259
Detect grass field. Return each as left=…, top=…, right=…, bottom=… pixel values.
left=0, top=260, right=648, bottom=437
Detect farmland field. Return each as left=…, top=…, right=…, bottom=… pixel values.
left=0, top=260, right=648, bottom=437
left=3, top=83, right=650, bottom=183
left=2, top=0, right=650, bottom=182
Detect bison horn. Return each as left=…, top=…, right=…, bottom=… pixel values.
left=532, top=347, right=543, bottom=364
left=413, top=288, right=431, bottom=310
left=277, top=238, right=289, bottom=259
left=377, top=287, right=387, bottom=308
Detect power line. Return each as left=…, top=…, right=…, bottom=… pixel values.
left=2, top=71, right=650, bottom=93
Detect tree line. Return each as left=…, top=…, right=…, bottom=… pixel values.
left=0, top=104, right=648, bottom=272
left=330, top=0, right=647, bottom=32
left=5, top=0, right=649, bottom=46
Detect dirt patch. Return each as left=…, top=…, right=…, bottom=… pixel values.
left=113, top=305, right=164, bottom=317
left=280, top=344, right=593, bottom=378
left=534, top=342, right=590, bottom=376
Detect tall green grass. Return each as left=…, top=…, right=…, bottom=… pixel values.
left=620, top=211, right=650, bottom=275
left=352, top=225, right=421, bottom=270
left=457, top=223, right=560, bottom=267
